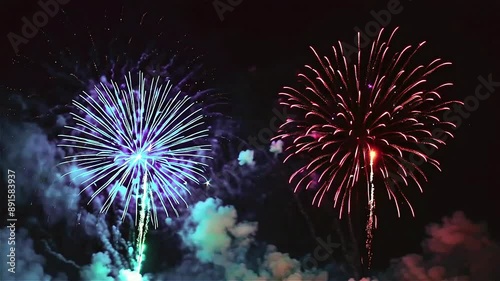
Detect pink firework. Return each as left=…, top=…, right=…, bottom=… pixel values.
left=274, top=27, right=462, bottom=219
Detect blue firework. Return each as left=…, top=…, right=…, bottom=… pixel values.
left=59, top=71, right=212, bottom=224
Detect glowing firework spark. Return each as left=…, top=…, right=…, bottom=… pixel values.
left=274, top=27, right=462, bottom=264
left=59, top=71, right=212, bottom=227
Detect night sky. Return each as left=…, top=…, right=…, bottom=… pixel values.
left=1, top=0, right=499, bottom=280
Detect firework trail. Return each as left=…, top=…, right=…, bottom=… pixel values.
left=274, top=27, right=462, bottom=266
left=366, top=150, right=376, bottom=265
left=135, top=165, right=151, bottom=273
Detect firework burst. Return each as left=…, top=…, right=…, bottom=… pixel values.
left=274, top=27, right=462, bottom=263
left=59, top=71, right=212, bottom=228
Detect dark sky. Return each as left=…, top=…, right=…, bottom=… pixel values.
left=1, top=0, right=499, bottom=273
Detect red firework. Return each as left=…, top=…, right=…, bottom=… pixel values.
left=274, top=27, right=462, bottom=218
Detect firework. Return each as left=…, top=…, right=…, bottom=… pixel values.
left=274, top=27, right=462, bottom=264
left=59, top=72, right=212, bottom=228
